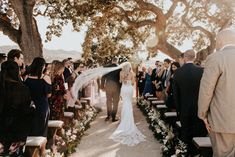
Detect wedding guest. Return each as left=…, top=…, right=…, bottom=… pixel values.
left=165, top=62, right=180, bottom=110
left=178, top=53, right=185, bottom=67
left=49, top=61, right=67, bottom=120
left=151, top=61, right=160, bottom=96
left=66, top=73, right=81, bottom=108
left=152, top=62, right=165, bottom=99
left=43, top=63, right=52, bottom=76
left=173, top=50, right=207, bottom=156
left=137, top=66, right=146, bottom=96
left=0, top=61, right=32, bottom=156
left=0, top=53, right=6, bottom=69
left=19, top=64, right=27, bottom=81
left=142, top=67, right=154, bottom=96
left=198, top=29, right=235, bottom=157
left=162, top=58, right=171, bottom=89
left=7, top=49, right=24, bottom=67
left=63, top=58, right=72, bottom=82
left=25, top=57, right=51, bottom=137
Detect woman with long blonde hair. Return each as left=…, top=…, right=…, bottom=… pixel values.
left=109, top=62, right=146, bottom=146
left=49, top=60, right=67, bottom=120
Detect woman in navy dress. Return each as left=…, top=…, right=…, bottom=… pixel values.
left=25, top=57, right=52, bottom=137
left=142, top=67, right=154, bottom=96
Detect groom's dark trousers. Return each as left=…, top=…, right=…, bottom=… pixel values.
left=101, top=63, right=121, bottom=120
left=105, top=81, right=121, bottom=119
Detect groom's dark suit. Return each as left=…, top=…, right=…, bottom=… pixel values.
left=101, top=63, right=121, bottom=121
left=173, top=63, right=207, bottom=156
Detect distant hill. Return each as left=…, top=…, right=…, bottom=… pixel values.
left=0, top=45, right=82, bottom=62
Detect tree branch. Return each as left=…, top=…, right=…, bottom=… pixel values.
left=116, top=6, right=156, bottom=28
left=0, top=13, right=20, bottom=44
left=33, top=5, right=49, bottom=16
left=165, top=0, right=181, bottom=19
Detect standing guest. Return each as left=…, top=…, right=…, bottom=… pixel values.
left=152, top=62, right=165, bottom=100
left=43, top=63, right=52, bottom=76
left=74, top=62, right=85, bottom=99
left=19, top=64, right=28, bottom=81
left=63, top=58, right=72, bottom=82
left=173, top=50, right=207, bottom=156
left=7, top=49, right=24, bottom=67
left=178, top=53, right=185, bottom=67
left=162, top=58, right=171, bottom=89
left=0, top=61, right=32, bottom=156
left=25, top=57, right=52, bottom=137
left=0, top=53, right=7, bottom=69
left=198, top=29, right=235, bottom=157
left=137, top=66, right=146, bottom=97
left=165, top=62, right=180, bottom=110
left=151, top=61, right=160, bottom=96
left=142, top=67, right=154, bottom=96
left=49, top=61, right=67, bottom=120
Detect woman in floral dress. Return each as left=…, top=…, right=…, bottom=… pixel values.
left=49, top=61, right=67, bottom=120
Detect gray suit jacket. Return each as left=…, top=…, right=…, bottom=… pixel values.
left=198, top=46, right=235, bottom=133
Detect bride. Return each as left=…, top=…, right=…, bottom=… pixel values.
left=109, top=62, right=145, bottom=146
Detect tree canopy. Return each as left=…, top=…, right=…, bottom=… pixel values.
left=1, top=0, right=235, bottom=64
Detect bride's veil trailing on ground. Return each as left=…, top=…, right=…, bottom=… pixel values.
left=68, top=62, right=130, bottom=105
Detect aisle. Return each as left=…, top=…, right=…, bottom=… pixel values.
left=71, top=96, right=162, bottom=157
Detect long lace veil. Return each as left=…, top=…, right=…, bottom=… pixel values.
left=68, top=62, right=130, bottom=105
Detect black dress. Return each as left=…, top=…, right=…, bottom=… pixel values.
left=25, top=78, right=51, bottom=137
left=0, top=81, right=32, bottom=153
left=166, top=75, right=175, bottom=110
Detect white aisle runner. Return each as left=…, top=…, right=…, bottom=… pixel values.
left=70, top=95, right=162, bottom=157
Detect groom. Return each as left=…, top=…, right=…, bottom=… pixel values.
left=101, top=57, right=121, bottom=122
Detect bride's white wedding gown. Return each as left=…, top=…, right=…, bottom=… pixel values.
left=109, top=80, right=146, bottom=146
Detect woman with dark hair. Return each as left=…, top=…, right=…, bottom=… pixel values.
left=166, top=61, right=181, bottom=110
left=0, top=61, right=32, bottom=156
left=24, top=57, right=52, bottom=138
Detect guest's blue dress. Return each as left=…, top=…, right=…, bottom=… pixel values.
left=142, top=73, right=154, bottom=96
left=25, top=78, right=51, bottom=137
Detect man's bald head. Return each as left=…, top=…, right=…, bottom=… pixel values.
left=184, top=50, right=195, bottom=61
left=216, top=29, right=235, bottom=50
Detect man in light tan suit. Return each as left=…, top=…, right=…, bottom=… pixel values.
left=198, top=29, right=235, bottom=157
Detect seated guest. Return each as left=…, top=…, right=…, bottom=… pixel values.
left=25, top=57, right=52, bottom=137
left=0, top=61, right=32, bottom=156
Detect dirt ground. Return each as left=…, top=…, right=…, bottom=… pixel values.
left=70, top=97, right=162, bottom=157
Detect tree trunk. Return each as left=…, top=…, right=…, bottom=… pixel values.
left=10, top=0, right=43, bottom=64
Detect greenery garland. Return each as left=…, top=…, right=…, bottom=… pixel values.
left=137, top=98, right=187, bottom=157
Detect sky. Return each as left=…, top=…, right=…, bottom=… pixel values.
left=0, top=16, right=86, bottom=52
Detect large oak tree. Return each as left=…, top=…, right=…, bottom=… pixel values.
left=1, top=0, right=234, bottom=63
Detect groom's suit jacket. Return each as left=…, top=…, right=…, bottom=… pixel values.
left=101, top=63, right=121, bottom=89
